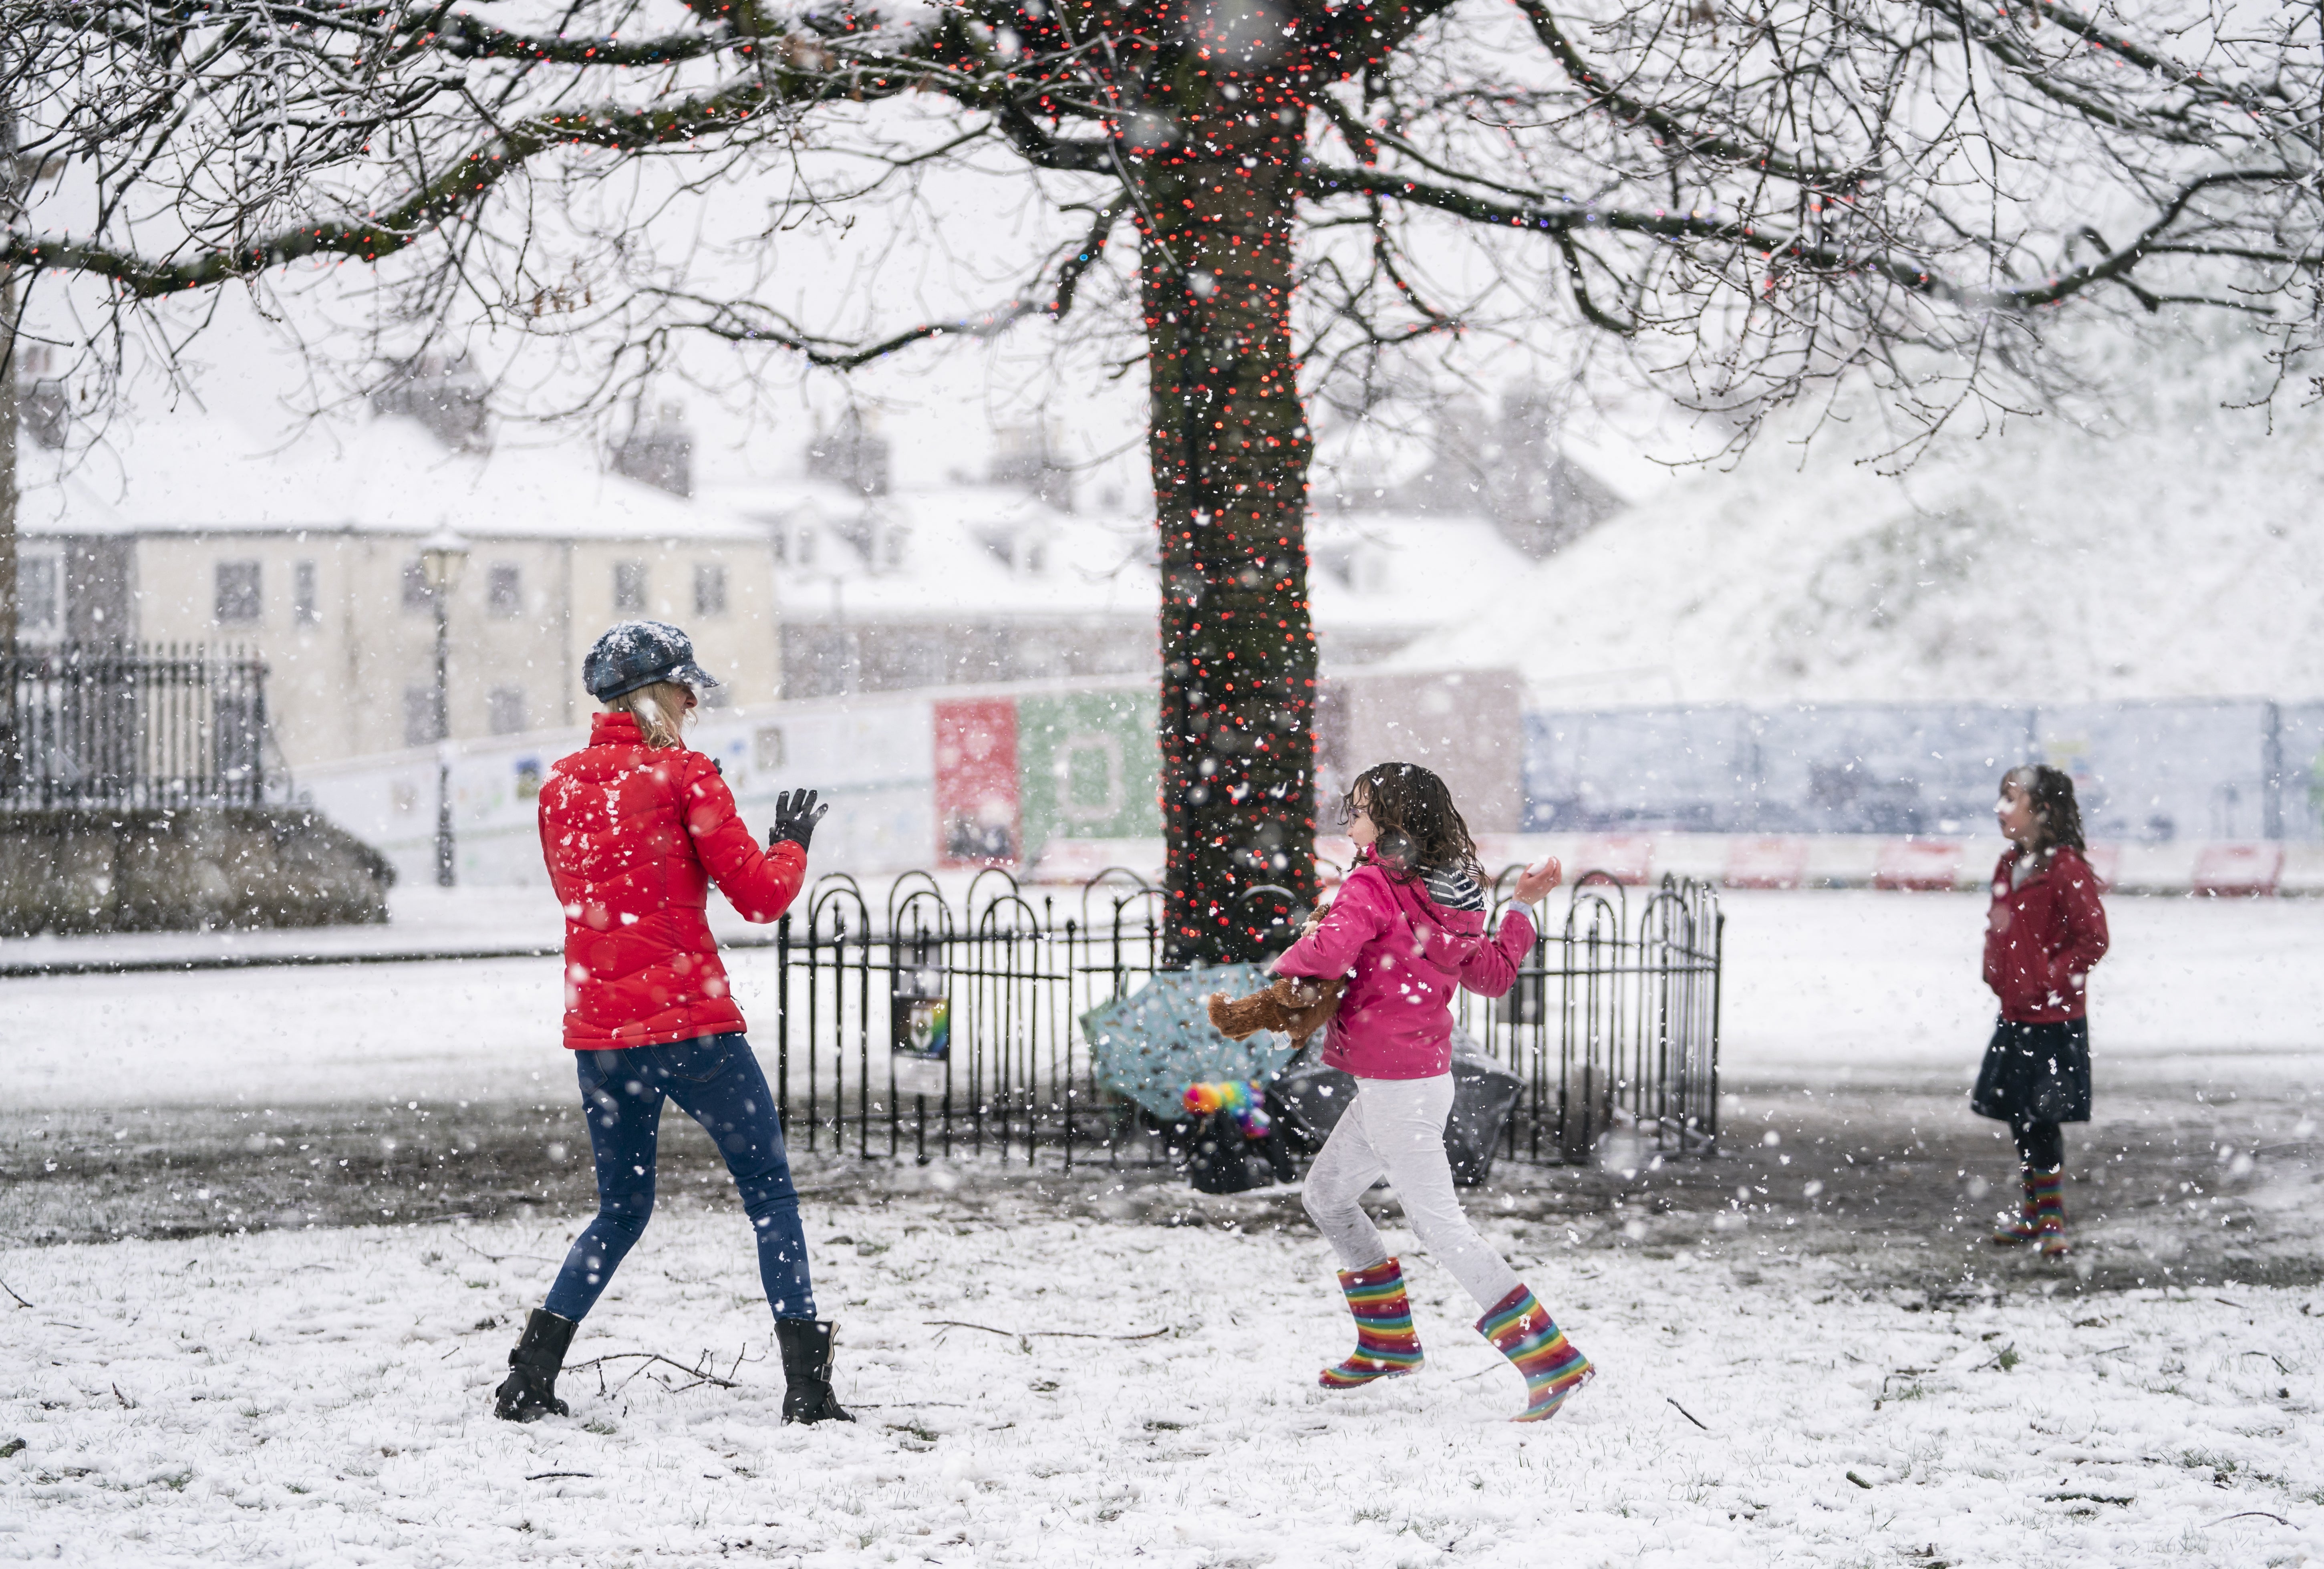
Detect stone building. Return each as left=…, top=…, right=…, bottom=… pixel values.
left=15, top=402, right=780, bottom=773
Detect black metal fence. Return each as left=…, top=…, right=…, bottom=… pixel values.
left=1, top=643, right=269, bottom=809
left=735, top=867, right=1722, bottom=1172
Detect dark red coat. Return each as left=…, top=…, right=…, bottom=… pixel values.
left=1982, top=845, right=2108, bottom=1023
left=539, top=712, right=807, bottom=1050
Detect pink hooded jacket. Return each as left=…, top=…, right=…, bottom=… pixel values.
left=1270, top=852, right=1537, bottom=1080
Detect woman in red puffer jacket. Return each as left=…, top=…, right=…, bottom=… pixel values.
left=493, top=620, right=849, bottom=1429
left=1972, top=763, right=2109, bottom=1261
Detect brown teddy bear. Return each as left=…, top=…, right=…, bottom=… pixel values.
left=1205, top=895, right=1345, bottom=1047
left=1206, top=973, right=1345, bottom=1048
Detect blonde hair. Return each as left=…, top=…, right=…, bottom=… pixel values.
left=604, top=680, right=693, bottom=749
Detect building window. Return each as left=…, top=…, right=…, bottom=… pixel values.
left=403, top=685, right=444, bottom=747
left=16, top=552, right=60, bottom=637
left=401, top=559, right=435, bottom=613
left=613, top=560, right=647, bottom=614
left=487, top=562, right=522, bottom=618
left=487, top=686, right=528, bottom=735
left=215, top=561, right=262, bottom=625
left=294, top=560, right=321, bottom=626
left=694, top=562, right=728, bottom=616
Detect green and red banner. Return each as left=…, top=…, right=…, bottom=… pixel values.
left=934, top=689, right=1161, bottom=870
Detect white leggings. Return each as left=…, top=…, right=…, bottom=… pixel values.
left=1301, top=1073, right=1522, bottom=1312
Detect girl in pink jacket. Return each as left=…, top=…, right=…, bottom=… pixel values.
left=1274, top=763, right=1589, bottom=1422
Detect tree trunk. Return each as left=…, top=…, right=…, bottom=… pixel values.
left=0, top=96, right=18, bottom=653
left=0, top=260, right=16, bottom=654
left=1136, top=66, right=1319, bottom=965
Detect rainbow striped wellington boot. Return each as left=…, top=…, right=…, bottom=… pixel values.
left=1478, top=1285, right=1592, bottom=1422
left=1990, top=1173, right=2040, bottom=1245
left=2031, top=1167, right=2070, bottom=1259
left=1319, top=1259, right=1424, bottom=1388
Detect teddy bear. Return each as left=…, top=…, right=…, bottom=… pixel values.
left=1205, top=973, right=1345, bottom=1047
left=1204, top=896, right=1344, bottom=1048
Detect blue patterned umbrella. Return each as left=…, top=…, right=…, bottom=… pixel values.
left=1079, top=964, right=1299, bottom=1123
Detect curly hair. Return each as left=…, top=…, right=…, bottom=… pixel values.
left=2001, top=764, right=2086, bottom=856
left=1340, top=762, right=1482, bottom=881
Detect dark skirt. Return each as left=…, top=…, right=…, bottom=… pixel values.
left=1970, top=1017, right=2091, bottom=1124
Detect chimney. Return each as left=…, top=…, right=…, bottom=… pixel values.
left=1482, top=384, right=1624, bottom=558
left=21, top=379, right=67, bottom=450
left=370, top=355, right=491, bottom=451
left=990, top=423, right=1074, bottom=512
left=16, top=345, right=66, bottom=450
left=805, top=408, right=891, bottom=497
left=611, top=402, right=695, bottom=497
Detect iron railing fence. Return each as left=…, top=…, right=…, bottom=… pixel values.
left=0, top=643, right=269, bottom=810
left=734, top=868, right=1722, bottom=1171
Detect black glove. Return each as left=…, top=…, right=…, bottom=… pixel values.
left=768, top=788, right=828, bottom=854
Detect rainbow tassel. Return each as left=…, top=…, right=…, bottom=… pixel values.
left=1319, top=1259, right=1424, bottom=1388
left=1477, top=1285, right=1591, bottom=1422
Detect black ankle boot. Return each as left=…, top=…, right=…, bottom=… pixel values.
left=774, top=1318, right=854, bottom=1425
left=494, top=1309, right=578, bottom=1422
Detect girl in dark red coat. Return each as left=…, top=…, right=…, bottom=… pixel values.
left=1973, top=764, right=2109, bottom=1260
left=493, top=622, right=848, bottom=1425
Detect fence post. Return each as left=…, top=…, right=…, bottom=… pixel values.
left=775, top=912, right=791, bottom=1137
left=1706, top=906, right=1726, bottom=1149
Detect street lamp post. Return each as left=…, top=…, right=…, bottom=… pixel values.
left=419, top=529, right=469, bottom=888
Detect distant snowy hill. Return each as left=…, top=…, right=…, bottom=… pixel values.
left=1393, top=335, right=2324, bottom=706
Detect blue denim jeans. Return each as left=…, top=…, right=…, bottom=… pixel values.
left=543, top=1033, right=815, bottom=1322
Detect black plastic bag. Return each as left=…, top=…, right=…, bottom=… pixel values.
left=1273, top=1030, right=1525, bottom=1188
left=1186, top=1109, right=1296, bottom=1193
left=1443, top=1050, right=1525, bottom=1186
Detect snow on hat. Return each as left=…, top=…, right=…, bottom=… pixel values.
left=583, top=620, right=722, bottom=701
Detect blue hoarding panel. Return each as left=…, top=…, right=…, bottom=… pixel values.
left=1523, top=698, right=2312, bottom=840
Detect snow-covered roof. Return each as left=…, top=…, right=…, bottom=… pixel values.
left=711, top=479, right=1539, bottom=651
left=1391, top=353, right=2324, bottom=706
left=708, top=479, right=1159, bottom=622
left=17, top=408, right=764, bottom=544
left=1306, top=512, right=1539, bottom=637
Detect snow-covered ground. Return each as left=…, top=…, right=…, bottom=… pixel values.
left=4, top=889, right=2321, bottom=1564
left=1717, top=890, right=2324, bottom=1090
left=4, top=889, right=2316, bottom=1109
left=2, top=1203, right=2318, bottom=1567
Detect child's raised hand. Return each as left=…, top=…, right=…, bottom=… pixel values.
left=1513, top=856, right=1563, bottom=905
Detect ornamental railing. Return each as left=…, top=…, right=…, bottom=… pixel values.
left=0, top=643, right=269, bottom=810
left=732, top=867, right=1721, bottom=1171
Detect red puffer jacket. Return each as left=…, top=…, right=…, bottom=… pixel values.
left=1982, top=844, right=2109, bottom=1023
left=539, top=712, right=807, bottom=1050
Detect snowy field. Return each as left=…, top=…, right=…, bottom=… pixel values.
left=2, top=1204, right=2319, bottom=1567
left=3, top=889, right=2318, bottom=1108
left=3, top=889, right=2322, bottom=1564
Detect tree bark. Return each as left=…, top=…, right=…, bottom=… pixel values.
left=1136, top=63, right=1319, bottom=965
left=0, top=95, right=18, bottom=653
left=0, top=258, right=16, bottom=655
